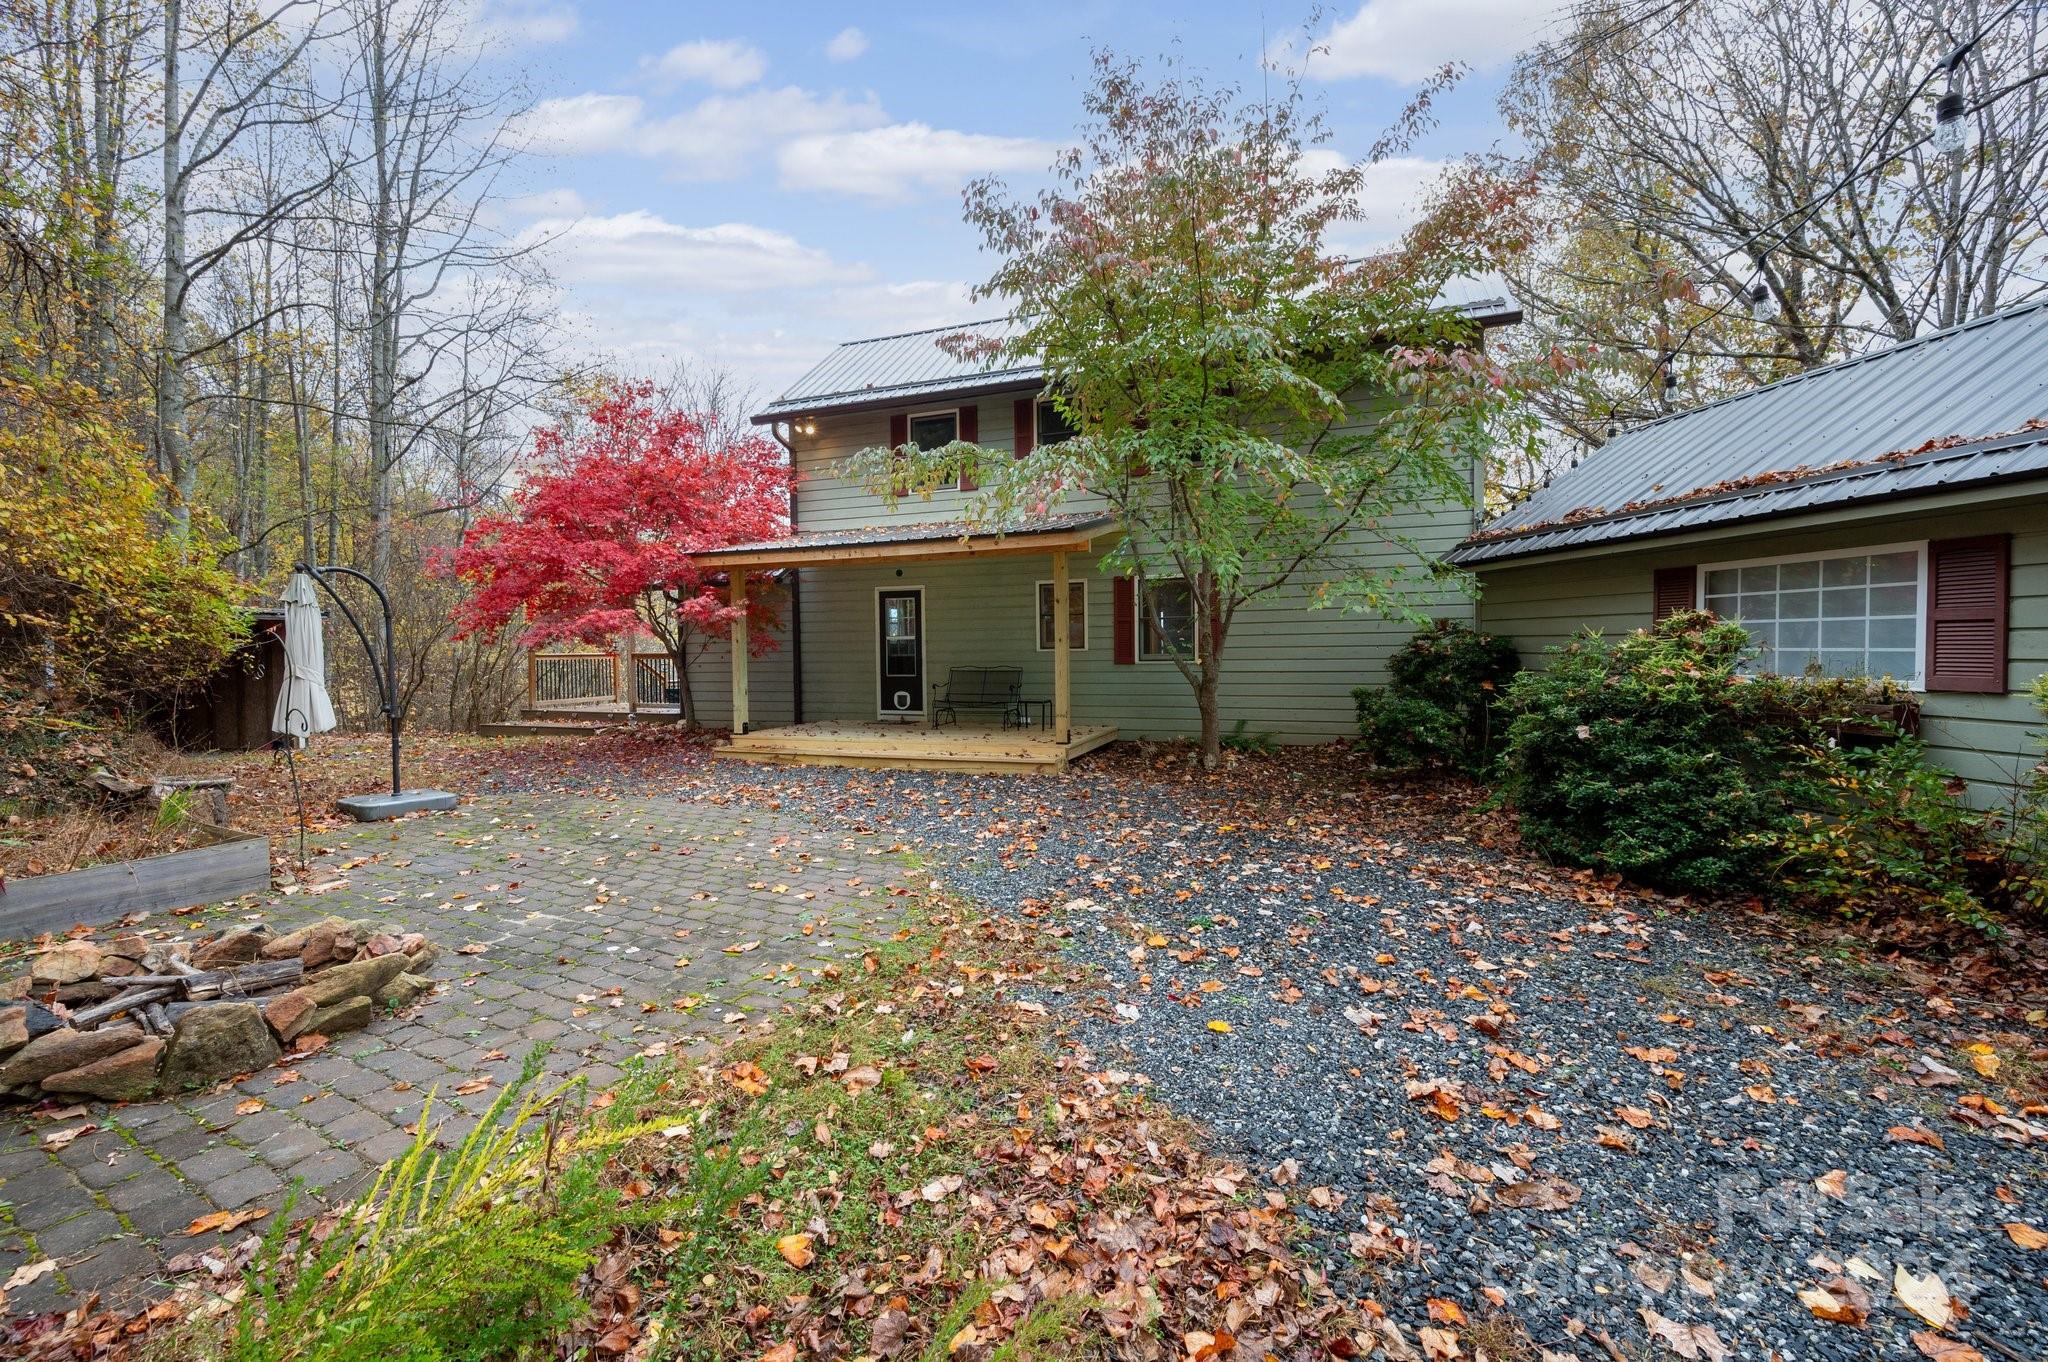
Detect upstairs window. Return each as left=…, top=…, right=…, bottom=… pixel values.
left=908, top=410, right=958, bottom=450
left=1036, top=399, right=1078, bottom=447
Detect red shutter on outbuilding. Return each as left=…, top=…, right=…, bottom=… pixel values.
left=1925, top=534, right=2009, bottom=693
left=1652, top=566, right=1696, bottom=622
left=1112, top=577, right=1136, bottom=665
left=1013, top=398, right=1034, bottom=459
left=888, top=413, right=908, bottom=497
left=956, top=405, right=979, bottom=491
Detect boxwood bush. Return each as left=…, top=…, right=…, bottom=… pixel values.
left=1354, top=619, right=1522, bottom=773
left=1498, top=610, right=2000, bottom=920
left=1499, top=612, right=1798, bottom=893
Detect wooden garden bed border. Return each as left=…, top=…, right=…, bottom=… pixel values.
left=0, top=824, right=271, bottom=940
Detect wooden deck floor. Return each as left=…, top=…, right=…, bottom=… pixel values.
left=716, top=720, right=1117, bottom=775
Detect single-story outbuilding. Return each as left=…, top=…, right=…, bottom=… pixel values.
left=1450, top=299, right=2048, bottom=807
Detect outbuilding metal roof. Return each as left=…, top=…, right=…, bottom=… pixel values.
left=1452, top=299, right=2048, bottom=566
left=753, top=277, right=1522, bottom=423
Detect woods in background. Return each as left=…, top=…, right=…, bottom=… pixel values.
left=2, top=0, right=563, bottom=729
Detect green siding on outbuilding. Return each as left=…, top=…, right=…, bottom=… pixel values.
left=1473, top=494, right=2048, bottom=807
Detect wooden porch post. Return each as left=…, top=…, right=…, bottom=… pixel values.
left=1052, top=551, right=1071, bottom=743
left=730, top=572, right=750, bottom=735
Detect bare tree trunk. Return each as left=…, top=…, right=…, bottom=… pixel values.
left=366, top=13, right=395, bottom=585
left=159, top=0, right=191, bottom=541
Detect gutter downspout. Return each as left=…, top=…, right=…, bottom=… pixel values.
left=770, top=420, right=804, bottom=725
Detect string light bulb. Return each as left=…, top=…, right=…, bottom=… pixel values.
left=1748, top=278, right=1776, bottom=322
left=1933, top=88, right=1968, bottom=158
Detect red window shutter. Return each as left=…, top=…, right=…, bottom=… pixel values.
left=888, top=413, right=908, bottom=497
left=1652, top=566, right=1696, bottom=622
left=957, top=405, right=978, bottom=491
left=1925, top=534, right=2009, bottom=693
left=1112, top=577, right=1136, bottom=665
left=1013, top=398, right=1034, bottom=459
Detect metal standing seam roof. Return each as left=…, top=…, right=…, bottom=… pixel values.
left=1453, top=298, right=2048, bottom=566
left=752, top=277, right=1523, bottom=423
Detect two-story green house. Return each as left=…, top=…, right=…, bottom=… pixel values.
left=694, top=286, right=1522, bottom=772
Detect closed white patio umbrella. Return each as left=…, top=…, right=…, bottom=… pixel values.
left=272, top=571, right=338, bottom=746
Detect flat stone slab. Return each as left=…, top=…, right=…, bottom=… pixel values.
left=334, top=789, right=460, bottom=821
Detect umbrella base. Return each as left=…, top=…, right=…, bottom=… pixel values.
left=336, top=790, right=460, bottom=821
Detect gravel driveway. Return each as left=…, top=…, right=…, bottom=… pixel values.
left=669, top=749, right=2048, bottom=1362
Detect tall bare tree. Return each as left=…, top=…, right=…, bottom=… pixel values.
left=1496, top=0, right=2048, bottom=445
left=340, top=0, right=552, bottom=584
left=157, top=0, right=349, bottom=540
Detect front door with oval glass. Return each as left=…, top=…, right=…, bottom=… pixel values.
left=877, top=589, right=925, bottom=718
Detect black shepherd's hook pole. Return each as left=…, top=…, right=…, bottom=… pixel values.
left=296, top=562, right=402, bottom=797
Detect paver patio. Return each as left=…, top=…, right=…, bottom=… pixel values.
left=0, top=791, right=905, bottom=1316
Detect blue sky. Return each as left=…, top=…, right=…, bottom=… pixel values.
left=481, top=0, right=1561, bottom=404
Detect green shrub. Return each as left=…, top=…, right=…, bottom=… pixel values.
left=1755, top=737, right=1999, bottom=929
left=2005, top=673, right=2048, bottom=914
left=1501, top=613, right=1794, bottom=893
left=1354, top=619, right=1522, bottom=772
left=1221, top=718, right=1278, bottom=754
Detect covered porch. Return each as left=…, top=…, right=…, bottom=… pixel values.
left=699, top=513, right=1118, bottom=774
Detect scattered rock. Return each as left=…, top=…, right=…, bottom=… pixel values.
left=161, top=1005, right=279, bottom=1091
left=22, top=1000, right=62, bottom=1040
left=365, top=932, right=403, bottom=957
left=31, top=943, right=104, bottom=986
left=260, top=917, right=347, bottom=961
left=0, top=1006, right=27, bottom=1057
left=299, top=927, right=340, bottom=969
left=192, top=927, right=269, bottom=970
left=0, top=976, right=27, bottom=1000
left=105, top=935, right=151, bottom=961
left=100, top=955, right=140, bottom=978
left=0, top=1025, right=144, bottom=1089
left=42, top=1038, right=164, bottom=1102
left=262, top=989, right=319, bottom=1043
left=302, top=953, right=410, bottom=1008
left=405, top=940, right=442, bottom=975
left=377, top=973, right=432, bottom=1009
left=307, top=995, right=374, bottom=1036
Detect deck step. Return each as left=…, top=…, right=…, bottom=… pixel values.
left=480, top=720, right=611, bottom=738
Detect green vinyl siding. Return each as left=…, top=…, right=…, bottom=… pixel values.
left=776, top=386, right=1479, bottom=742
left=1473, top=494, right=2048, bottom=808
left=678, top=630, right=796, bottom=731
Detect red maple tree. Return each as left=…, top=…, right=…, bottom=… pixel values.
left=450, top=380, right=791, bottom=722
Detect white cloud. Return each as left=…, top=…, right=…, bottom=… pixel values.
left=506, top=186, right=592, bottom=218
left=1293, top=0, right=1565, bottom=83
left=644, top=37, right=768, bottom=90
left=1352, top=155, right=1453, bottom=240
left=815, top=279, right=982, bottom=331
left=825, top=26, right=869, bottom=62
left=521, top=212, right=870, bottom=293
left=475, top=0, right=577, bottom=47
left=511, top=85, right=887, bottom=179
left=511, top=93, right=645, bottom=155
left=777, top=123, right=1052, bottom=201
